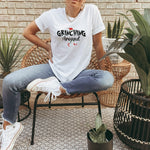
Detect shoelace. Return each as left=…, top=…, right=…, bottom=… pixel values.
left=44, top=91, right=55, bottom=102
left=36, top=82, right=61, bottom=102
left=42, top=87, right=61, bottom=102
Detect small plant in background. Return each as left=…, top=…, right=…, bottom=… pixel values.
left=106, top=18, right=125, bottom=39
left=100, top=8, right=150, bottom=97
left=0, top=31, right=24, bottom=78
left=89, top=113, right=107, bottom=143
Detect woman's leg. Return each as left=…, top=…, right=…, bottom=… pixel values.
left=62, top=69, right=114, bottom=94
left=2, top=63, right=55, bottom=124
left=1, top=64, right=56, bottom=150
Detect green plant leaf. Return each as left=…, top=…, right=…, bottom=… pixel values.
left=103, top=9, right=150, bottom=96
left=96, top=124, right=107, bottom=134
left=106, top=18, right=124, bottom=38
left=118, top=52, right=135, bottom=64
left=132, top=34, right=142, bottom=45
left=116, top=18, right=120, bottom=38
left=0, top=31, right=25, bottom=77
left=89, top=131, right=98, bottom=143
left=95, top=113, right=102, bottom=130
left=112, top=20, right=117, bottom=38
left=118, top=20, right=125, bottom=38
left=138, top=36, right=150, bottom=64
left=125, top=28, right=135, bottom=35
left=118, top=52, right=150, bottom=96
left=143, top=8, right=150, bottom=26
left=99, top=38, right=130, bottom=62
left=129, top=9, right=150, bottom=36
left=133, top=63, right=150, bottom=96
left=119, top=12, right=139, bottom=35
left=125, top=28, right=141, bottom=45
left=123, top=42, right=149, bottom=74
left=125, top=33, right=134, bottom=40
left=107, top=22, right=112, bottom=38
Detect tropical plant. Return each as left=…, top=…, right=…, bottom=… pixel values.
left=106, top=18, right=125, bottom=39
left=0, top=31, right=24, bottom=78
left=100, top=8, right=150, bottom=97
left=88, top=113, right=107, bottom=143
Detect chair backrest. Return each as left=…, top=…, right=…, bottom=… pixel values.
left=21, top=38, right=112, bottom=72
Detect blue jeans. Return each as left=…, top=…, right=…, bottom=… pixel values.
left=2, top=63, right=114, bottom=123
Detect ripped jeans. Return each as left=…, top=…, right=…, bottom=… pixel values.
left=2, top=63, right=114, bottom=123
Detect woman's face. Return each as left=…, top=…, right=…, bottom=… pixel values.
left=65, top=0, right=85, bottom=9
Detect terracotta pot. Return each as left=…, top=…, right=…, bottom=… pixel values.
left=87, top=129, right=113, bottom=150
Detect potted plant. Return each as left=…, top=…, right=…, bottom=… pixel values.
left=102, top=8, right=150, bottom=97
left=102, top=18, right=125, bottom=63
left=0, top=31, right=24, bottom=107
left=87, top=113, right=113, bottom=150
left=101, top=8, right=150, bottom=150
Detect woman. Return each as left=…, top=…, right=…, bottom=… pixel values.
left=1, top=0, right=114, bottom=149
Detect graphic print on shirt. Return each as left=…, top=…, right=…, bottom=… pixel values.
left=57, top=27, right=86, bottom=47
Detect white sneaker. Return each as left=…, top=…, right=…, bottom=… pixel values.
left=26, top=76, right=61, bottom=102
left=1, top=122, right=24, bottom=150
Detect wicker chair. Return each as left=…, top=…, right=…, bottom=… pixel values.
left=98, top=60, right=131, bottom=107
left=21, top=38, right=112, bottom=145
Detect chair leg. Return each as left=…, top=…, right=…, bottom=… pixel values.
left=31, top=93, right=42, bottom=145
left=82, top=96, right=84, bottom=107
left=18, top=102, right=31, bottom=122
left=93, top=92, right=102, bottom=118
left=48, top=96, right=51, bottom=109
left=18, top=112, right=20, bottom=121
left=18, top=91, right=31, bottom=122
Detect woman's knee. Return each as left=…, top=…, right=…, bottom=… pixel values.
left=3, top=73, right=19, bottom=92
left=97, top=71, right=114, bottom=89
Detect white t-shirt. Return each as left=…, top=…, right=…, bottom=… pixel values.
left=35, top=4, right=105, bottom=83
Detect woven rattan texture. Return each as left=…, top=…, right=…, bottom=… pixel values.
left=21, top=39, right=112, bottom=71
left=114, top=79, right=150, bottom=150
left=21, top=38, right=112, bottom=99
left=98, top=60, right=131, bottom=107
left=112, top=60, right=131, bottom=80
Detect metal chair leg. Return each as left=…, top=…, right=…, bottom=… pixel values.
left=30, top=92, right=101, bottom=145
left=82, top=96, right=84, bottom=107
left=18, top=103, right=31, bottom=122
left=93, top=92, right=102, bottom=118
left=18, top=91, right=31, bottom=122
left=31, top=93, right=42, bottom=145
left=18, top=112, right=20, bottom=121
left=49, top=96, right=51, bottom=109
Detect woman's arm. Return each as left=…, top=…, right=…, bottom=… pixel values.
left=23, top=21, right=53, bottom=63
left=93, top=32, right=105, bottom=69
